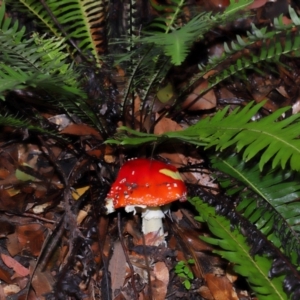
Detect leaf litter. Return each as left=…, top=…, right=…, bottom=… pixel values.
left=1, top=0, right=300, bottom=299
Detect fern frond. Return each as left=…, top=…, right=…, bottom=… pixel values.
left=191, top=197, right=288, bottom=300
left=180, top=102, right=300, bottom=171
left=13, top=0, right=106, bottom=65
left=107, top=101, right=300, bottom=171
left=141, top=0, right=252, bottom=65
left=0, top=3, right=107, bottom=134
left=112, top=43, right=171, bottom=119
left=0, top=114, right=60, bottom=137
left=211, top=153, right=300, bottom=266
left=149, top=0, right=185, bottom=34
left=0, top=3, right=84, bottom=97
left=0, top=7, right=81, bottom=95
left=192, top=6, right=300, bottom=95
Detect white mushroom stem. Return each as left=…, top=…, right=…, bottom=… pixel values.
left=106, top=201, right=170, bottom=246
left=141, top=206, right=165, bottom=236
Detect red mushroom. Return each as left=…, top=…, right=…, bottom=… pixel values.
left=105, top=158, right=187, bottom=244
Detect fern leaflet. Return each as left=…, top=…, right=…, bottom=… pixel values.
left=211, top=153, right=300, bottom=265
left=106, top=102, right=300, bottom=171
left=191, top=197, right=287, bottom=300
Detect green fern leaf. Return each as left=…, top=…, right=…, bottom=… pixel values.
left=141, top=0, right=253, bottom=66
left=191, top=197, right=287, bottom=300
left=0, top=114, right=61, bottom=138
left=108, top=102, right=300, bottom=171
left=211, top=153, right=300, bottom=265
left=0, top=2, right=84, bottom=97
left=177, top=102, right=300, bottom=171
left=191, top=6, right=300, bottom=97
left=14, top=0, right=106, bottom=65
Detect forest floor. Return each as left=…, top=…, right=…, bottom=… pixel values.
left=0, top=0, right=299, bottom=299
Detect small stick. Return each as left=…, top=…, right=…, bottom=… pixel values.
left=117, top=212, right=139, bottom=300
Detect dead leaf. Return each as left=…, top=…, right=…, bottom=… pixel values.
left=108, top=242, right=127, bottom=297
left=144, top=231, right=167, bottom=246
left=72, top=185, right=90, bottom=200
left=226, top=264, right=238, bottom=283
left=157, top=82, right=175, bottom=103
left=247, top=0, right=268, bottom=9
left=208, top=0, right=230, bottom=9
left=125, top=219, right=142, bottom=245
left=17, top=224, right=46, bottom=257
left=154, top=115, right=183, bottom=135
left=0, top=260, right=14, bottom=283
left=151, top=279, right=167, bottom=300
left=30, top=262, right=54, bottom=297
left=198, top=285, right=214, bottom=299
left=76, top=205, right=90, bottom=225
left=7, top=224, right=46, bottom=257
left=1, top=254, right=29, bottom=278
left=3, top=284, right=21, bottom=296
left=183, top=80, right=216, bottom=111
left=183, top=229, right=213, bottom=252
left=48, top=114, right=72, bottom=130
left=0, top=284, right=5, bottom=299
left=128, top=253, right=150, bottom=283
left=0, top=221, right=14, bottom=238
left=60, top=123, right=102, bottom=139
left=0, top=168, right=10, bottom=179
left=153, top=262, right=169, bottom=286
left=6, top=232, right=21, bottom=257
left=205, top=273, right=239, bottom=300
left=32, top=202, right=52, bottom=214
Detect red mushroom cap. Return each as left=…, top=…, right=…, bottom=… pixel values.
left=105, top=158, right=187, bottom=210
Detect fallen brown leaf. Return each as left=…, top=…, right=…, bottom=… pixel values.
left=205, top=273, right=239, bottom=300
left=108, top=241, right=127, bottom=296
left=1, top=254, right=29, bottom=278
left=0, top=260, right=14, bottom=283
left=7, top=224, right=46, bottom=257
left=153, top=261, right=169, bottom=286
left=30, top=263, right=54, bottom=298
left=151, top=279, right=167, bottom=300
left=182, top=80, right=216, bottom=111
left=154, top=115, right=183, bottom=135
left=3, top=284, right=21, bottom=296
left=60, top=123, right=102, bottom=139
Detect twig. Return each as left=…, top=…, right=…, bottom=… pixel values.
left=117, top=212, right=139, bottom=300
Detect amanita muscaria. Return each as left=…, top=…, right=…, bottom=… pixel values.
left=105, top=158, right=187, bottom=243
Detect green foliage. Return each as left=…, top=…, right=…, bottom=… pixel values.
left=0, top=2, right=84, bottom=99
left=142, top=0, right=252, bottom=65
left=0, top=2, right=107, bottom=135
left=3, top=0, right=300, bottom=298
left=211, top=153, right=300, bottom=266
left=195, top=6, right=300, bottom=94
left=106, top=101, right=300, bottom=171
left=110, top=0, right=253, bottom=115
left=174, top=259, right=195, bottom=290
left=114, top=45, right=171, bottom=114
left=0, top=114, right=57, bottom=136
left=10, top=0, right=106, bottom=65
left=191, top=197, right=287, bottom=300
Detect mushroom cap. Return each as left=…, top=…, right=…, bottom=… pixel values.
left=105, top=158, right=187, bottom=211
